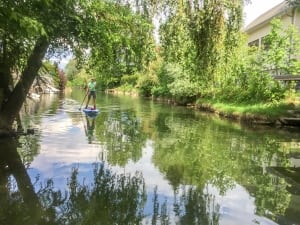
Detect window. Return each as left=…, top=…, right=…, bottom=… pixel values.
left=248, top=39, right=259, bottom=47
left=261, top=35, right=270, bottom=50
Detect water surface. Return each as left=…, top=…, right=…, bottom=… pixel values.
left=1, top=90, right=300, bottom=225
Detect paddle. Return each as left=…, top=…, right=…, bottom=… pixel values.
left=79, top=91, right=88, bottom=110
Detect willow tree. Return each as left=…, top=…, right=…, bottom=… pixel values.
left=156, top=0, right=247, bottom=99
left=190, top=1, right=222, bottom=85
left=217, top=1, right=247, bottom=92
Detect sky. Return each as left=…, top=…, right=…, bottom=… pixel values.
left=244, top=0, right=284, bottom=26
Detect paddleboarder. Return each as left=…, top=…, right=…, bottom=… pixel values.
left=85, top=78, right=96, bottom=109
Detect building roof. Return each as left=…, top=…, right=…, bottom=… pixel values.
left=244, top=1, right=290, bottom=33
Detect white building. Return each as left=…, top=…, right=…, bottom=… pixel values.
left=245, top=1, right=300, bottom=47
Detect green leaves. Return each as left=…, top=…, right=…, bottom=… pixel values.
left=260, top=18, right=300, bottom=76
left=82, top=1, right=155, bottom=89
left=19, top=16, right=47, bottom=38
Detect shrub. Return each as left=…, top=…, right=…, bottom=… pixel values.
left=121, top=73, right=139, bottom=86
left=137, top=75, right=158, bottom=97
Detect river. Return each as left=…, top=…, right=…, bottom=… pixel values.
left=0, top=90, right=299, bottom=225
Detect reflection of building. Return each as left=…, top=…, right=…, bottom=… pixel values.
left=267, top=166, right=300, bottom=225
left=264, top=141, right=300, bottom=225
left=245, top=1, right=300, bottom=48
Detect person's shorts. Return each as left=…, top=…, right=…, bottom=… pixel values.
left=89, top=91, right=96, bottom=98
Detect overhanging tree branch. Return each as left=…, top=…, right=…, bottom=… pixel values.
left=0, top=37, right=49, bottom=130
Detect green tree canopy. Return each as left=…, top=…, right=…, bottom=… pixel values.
left=0, top=0, right=155, bottom=132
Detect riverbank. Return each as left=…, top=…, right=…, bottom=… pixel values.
left=108, top=88, right=300, bottom=127
left=195, top=100, right=300, bottom=127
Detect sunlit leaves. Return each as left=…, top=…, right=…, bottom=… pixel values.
left=84, top=1, right=156, bottom=88
left=158, top=0, right=246, bottom=96
left=260, top=18, right=300, bottom=76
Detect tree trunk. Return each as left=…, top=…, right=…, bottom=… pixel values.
left=0, top=37, right=49, bottom=132
left=0, top=39, right=13, bottom=112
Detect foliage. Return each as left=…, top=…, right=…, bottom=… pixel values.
left=0, top=1, right=87, bottom=127
left=190, top=0, right=226, bottom=88
left=0, top=0, right=156, bottom=130
left=0, top=0, right=90, bottom=76
left=156, top=0, right=249, bottom=102
left=158, top=63, right=198, bottom=99
left=65, top=59, right=80, bottom=82
left=42, top=61, right=67, bottom=90
left=121, top=73, right=139, bottom=86
left=137, top=74, right=158, bottom=97
left=117, top=73, right=140, bottom=92
left=151, top=63, right=174, bottom=97
left=67, top=66, right=90, bottom=88
left=159, top=5, right=196, bottom=72
left=227, top=18, right=300, bottom=103
left=59, top=0, right=156, bottom=90
left=151, top=0, right=299, bottom=105
left=259, top=19, right=300, bottom=76
left=57, top=70, right=67, bottom=90
left=84, top=1, right=156, bottom=90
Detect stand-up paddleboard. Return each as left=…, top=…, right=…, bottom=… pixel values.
left=83, top=107, right=99, bottom=118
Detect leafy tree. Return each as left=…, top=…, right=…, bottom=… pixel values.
left=65, top=59, right=79, bottom=83
left=0, top=0, right=83, bottom=131
left=41, top=61, right=66, bottom=91
left=259, top=19, right=300, bottom=76
left=0, top=0, right=155, bottom=133
left=153, top=0, right=249, bottom=102
left=82, top=0, right=156, bottom=90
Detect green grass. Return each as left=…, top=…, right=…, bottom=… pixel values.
left=196, top=99, right=297, bottom=119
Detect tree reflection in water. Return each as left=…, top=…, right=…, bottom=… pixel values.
left=0, top=136, right=220, bottom=225
left=151, top=186, right=220, bottom=225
